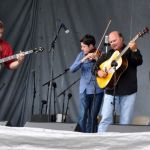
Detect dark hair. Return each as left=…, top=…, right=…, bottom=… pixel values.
left=118, top=32, right=123, bottom=38
left=0, top=20, right=4, bottom=29
left=118, top=32, right=124, bottom=41
left=80, top=34, right=96, bottom=46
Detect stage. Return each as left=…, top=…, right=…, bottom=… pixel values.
left=0, top=125, right=150, bottom=149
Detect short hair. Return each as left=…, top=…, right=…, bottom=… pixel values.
left=118, top=32, right=124, bottom=39
left=0, top=20, right=4, bottom=29
left=80, top=34, right=96, bottom=46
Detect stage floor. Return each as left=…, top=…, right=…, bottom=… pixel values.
left=0, top=126, right=150, bottom=149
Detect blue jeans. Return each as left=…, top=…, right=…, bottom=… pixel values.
left=98, top=93, right=136, bottom=132
left=78, top=91, right=104, bottom=133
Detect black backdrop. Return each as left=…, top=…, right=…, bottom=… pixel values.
left=0, top=0, right=150, bottom=126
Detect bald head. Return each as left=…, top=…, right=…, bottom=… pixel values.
left=109, top=31, right=123, bottom=39
left=108, top=31, right=124, bottom=50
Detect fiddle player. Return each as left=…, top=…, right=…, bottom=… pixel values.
left=70, top=34, right=104, bottom=133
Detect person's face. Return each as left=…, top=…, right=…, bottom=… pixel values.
left=80, top=42, right=93, bottom=54
left=109, top=32, right=123, bottom=50
left=0, top=28, right=4, bottom=39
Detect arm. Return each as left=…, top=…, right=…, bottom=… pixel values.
left=70, top=52, right=83, bottom=73
left=3, top=41, right=25, bottom=69
left=9, top=52, right=25, bottom=69
left=128, top=41, right=143, bottom=66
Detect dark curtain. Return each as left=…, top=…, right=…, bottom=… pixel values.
left=0, top=0, right=150, bottom=126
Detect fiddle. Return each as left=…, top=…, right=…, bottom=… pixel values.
left=81, top=48, right=101, bottom=63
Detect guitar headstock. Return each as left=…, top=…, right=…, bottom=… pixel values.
left=138, top=27, right=149, bottom=37
left=33, top=47, right=44, bottom=53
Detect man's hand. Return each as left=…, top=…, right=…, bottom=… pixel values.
left=17, top=51, right=25, bottom=64
left=128, top=41, right=137, bottom=52
left=97, top=70, right=108, bottom=78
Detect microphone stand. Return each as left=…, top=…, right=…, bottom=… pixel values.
left=43, top=68, right=69, bottom=119
left=111, top=60, right=118, bottom=124
left=91, top=79, right=97, bottom=133
left=43, top=68, right=69, bottom=86
left=52, top=82, right=57, bottom=122
left=46, top=23, right=64, bottom=122
left=31, top=71, right=36, bottom=115
left=57, top=79, right=79, bottom=123
left=64, top=93, right=72, bottom=123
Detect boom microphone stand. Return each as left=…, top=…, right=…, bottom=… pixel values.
left=47, top=23, right=64, bottom=122
left=43, top=68, right=69, bottom=86
left=91, top=79, right=97, bottom=133
left=57, top=79, right=79, bottom=123
left=31, top=70, right=36, bottom=115
left=64, top=93, right=72, bottom=122
left=52, top=82, right=57, bottom=122
left=43, top=68, right=69, bottom=118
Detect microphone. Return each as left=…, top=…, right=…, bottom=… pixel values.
left=64, top=68, right=70, bottom=72
left=104, top=35, right=110, bottom=54
left=104, top=35, right=110, bottom=46
left=68, top=93, right=72, bottom=99
left=61, top=23, right=70, bottom=34
left=52, top=82, right=57, bottom=88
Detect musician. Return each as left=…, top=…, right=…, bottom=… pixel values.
left=0, top=20, right=25, bottom=70
left=70, top=34, right=104, bottom=133
left=94, top=31, right=143, bottom=132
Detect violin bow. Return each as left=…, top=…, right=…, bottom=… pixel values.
left=96, top=19, right=112, bottom=55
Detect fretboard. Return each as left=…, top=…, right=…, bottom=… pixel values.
left=0, top=50, right=33, bottom=64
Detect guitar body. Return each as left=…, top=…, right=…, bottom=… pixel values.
left=96, top=50, right=128, bottom=89
left=106, top=56, right=128, bottom=89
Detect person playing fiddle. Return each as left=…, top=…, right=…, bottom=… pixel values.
left=70, top=34, right=104, bottom=132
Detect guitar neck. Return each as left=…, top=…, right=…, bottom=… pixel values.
left=0, top=50, right=33, bottom=64
left=116, top=34, right=139, bottom=60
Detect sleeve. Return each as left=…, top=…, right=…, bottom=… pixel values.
left=3, top=42, right=14, bottom=68
left=130, top=49, right=143, bottom=66
left=69, top=52, right=83, bottom=73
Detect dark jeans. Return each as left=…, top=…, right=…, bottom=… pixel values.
left=78, top=91, right=104, bottom=133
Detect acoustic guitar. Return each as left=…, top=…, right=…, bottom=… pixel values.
left=96, top=27, right=149, bottom=89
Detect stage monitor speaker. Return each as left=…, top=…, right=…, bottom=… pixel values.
left=31, top=115, right=49, bottom=122
left=31, top=114, right=72, bottom=123
left=0, top=121, right=8, bottom=126
left=107, top=124, right=150, bottom=133
left=25, top=122, right=80, bottom=132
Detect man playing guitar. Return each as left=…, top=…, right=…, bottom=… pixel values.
left=0, top=20, right=25, bottom=71
left=94, top=31, right=143, bottom=132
